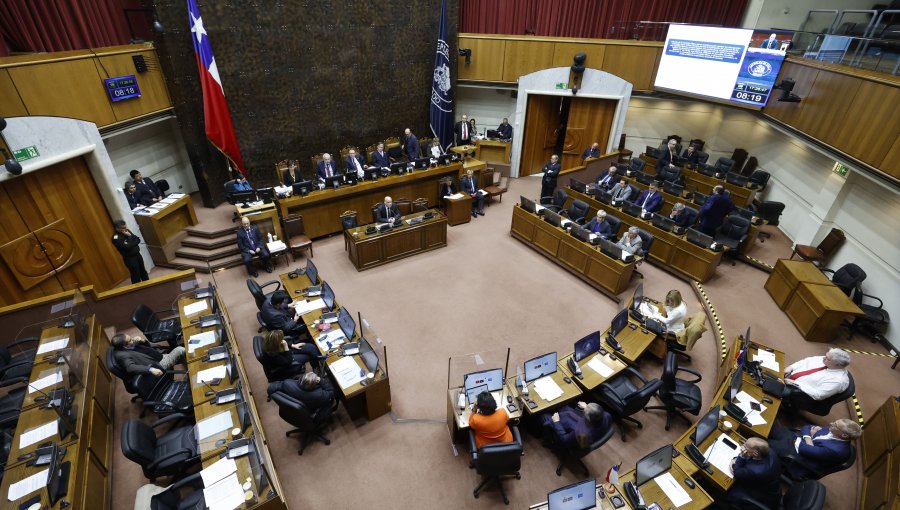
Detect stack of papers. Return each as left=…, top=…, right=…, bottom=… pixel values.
left=200, top=457, right=237, bottom=487
left=639, top=302, right=656, bottom=316
left=197, top=365, right=227, bottom=384
left=196, top=410, right=234, bottom=440
left=315, top=329, right=346, bottom=350
left=587, top=356, right=614, bottom=377
left=19, top=421, right=58, bottom=449
left=188, top=331, right=217, bottom=354
left=184, top=300, right=208, bottom=316
left=654, top=471, right=692, bottom=507
left=331, top=356, right=365, bottom=389
left=735, top=391, right=768, bottom=426
left=293, top=298, right=325, bottom=315
left=752, top=350, right=780, bottom=372
left=203, top=472, right=245, bottom=510
left=36, top=336, right=69, bottom=355
left=149, top=203, right=167, bottom=210
left=169, top=193, right=186, bottom=199
left=444, top=193, right=465, bottom=200
left=703, top=434, right=740, bottom=478
left=7, top=468, right=49, bottom=501
left=267, top=240, right=286, bottom=252
left=29, top=371, right=63, bottom=393
left=533, top=376, right=563, bottom=402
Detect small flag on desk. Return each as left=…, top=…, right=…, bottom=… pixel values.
left=429, top=0, right=453, bottom=150
left=735, top=346, right=746, bottom=368
left=606, top=463, right=620, bottom=485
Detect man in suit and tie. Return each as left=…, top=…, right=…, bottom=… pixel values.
left=454, top=114, right=471, bottom=146
left=697, top=185, right=735, bottom=235
left=725, top=438, right=782, bottom=510
left=236, top=216, right=272, bottom=277
left=371, top=143, right=391, bottom=168
left=540, top=154, right=561, bottom=199
left=633, top=182, right=663, bottom=214
left=581, top=142, right=601, bottom=160
left=761, top=33, right=779, bottom=49
left=609, top=178, right=633, bottom=203
left=403, top=128, right=419, bottom=161
left=655, top=139, right=679, bottom=173
left=594, top=164, right=618, bottom=189
left=375, top=196, right=402, bottom=224
left=460, top=168, right=485, bottom=217
left=496, top=118, right=512, bottom=140
left=540, top=401, right=612, bottom=453
left=344, top=149, right=367, bottom=178
left=124, top=182, right=146, bottom=209
left=130, top=169, right=162, bottom=204
left=316, top=153, right=338, bottom=181
left=261, top=290, right=307, bottom=337
left=681, top=144, right=701, bottom=168
left=768, top=418, right=861, bottom=479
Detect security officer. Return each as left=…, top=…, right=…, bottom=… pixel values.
left=112, top=219, right=149, bottom=283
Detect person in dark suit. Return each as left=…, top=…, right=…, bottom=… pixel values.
left=655, top=139, right=679, bottom=173
left=697, top=185, right=735, bottom=235
left=726, top=438, right=782, bottom=510
left=496, top=118, right=512, bottom=140
left=609, top=178, right=633, bottom=203
left=668, top=202, right=693, bottom=228
left=375, top=196, right=402, bottom=223
left=540, top=402, right=612, bottom=452
left=371, top=143, right=391, bottom=168
left=130, top=169, right=162, bottom=203
left=460, top=168, right=485, bottom=217
left=344, top=149, right=367, bottom=177
left=111, top=333, right=185, bottom=377
left=260, top=329, right=320, bottom=377
left=584, top=210, right=615, bottom=239
left=316, top=153, right=338, bottom=181
left=540, top=154, right=561, bottom=199
left=439, top=178, right=457, bottom=197
left=282, top=160, right=300, bottom=186
left=768, top=419, right=861, bottom=479
left=581, top=142, right=601, bottom=160
left=633, top=182, right=663, bottom=214
left=595, top=164, right=618, bottom=189
left=112, top=219, right=149, bottom=283
left=274, top=372, right=338, bottom=422
left=761, top=33, right=780, bottom=49
left=403, top=128, right=419, bottom=161
left=681, top=145, right=701, bottom=168
left=124, top=182, right=146, bottom=209
left=236, top=216, right=271, bottom=277
left=226, top=176, right=252, bottom=193
left=261, top=290, right=308, bottom=337
left=454, top=114, right=471, bottom=146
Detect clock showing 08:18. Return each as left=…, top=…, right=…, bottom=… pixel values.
left=104, top=75, right=142, bottom=102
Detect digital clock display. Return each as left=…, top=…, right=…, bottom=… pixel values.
left=104, top=75, right=141, bottom=102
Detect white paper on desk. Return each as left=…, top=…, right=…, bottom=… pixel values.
left=169, top=193, right=186, bottom=198
left=586, top=356, right=614, bottom=377
left=188, top=331, right=217, bottom=354
left=534, top=204, right=545, bottom=212
left=533, top=376, right=563, bottom=402
left=36, top=336, right=69, bottom=355
left=29, top=371, right=63, bottom=393
left=703, top=434, right=740, bottom=478
left=654, top=471, right=692, bottom=507
left=293, top=298, right=326, bottom=315
left=331, top=355, right=365, bottom=389
left=203, top=472, right=245, bottom=510
left=196, top=365, right=227, bottom=384
left=19, top=420, right=58, bottom=449
left=149, top=202, right=167, bottom=210
left=200, top=456, right=237, bottom=487
left=160, top=197, right=178, bottom=204
left=444, top=193, right=465, bottom=200
left=197, top=410, right=234, bottom=440
left=639, top=302, right=656, bottom=316
left=267, top=240, right=286, bottom=252
left=7, top=468, right=49, bottom=501
left=735, top=391, right=767, bottom=426
left=183, top=300, right=208, bottom=316
left=752, top=351, right=780, bottom=372
left=315, top=329, right=346, bottom=350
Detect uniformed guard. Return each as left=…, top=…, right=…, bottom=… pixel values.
left=112, top=219, right=149, bottom=283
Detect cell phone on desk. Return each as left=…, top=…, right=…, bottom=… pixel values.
left=525, top=400, right=538, bottom=410
left=506, top=403, right=518, bottom=413
left=750, top=402, right=762, bottom=412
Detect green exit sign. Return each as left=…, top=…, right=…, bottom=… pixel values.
left=555, top=82, right=568, bottom=89
left=13, top=146, right=39, bottom=161
left=832, top=162, right=849, bottom=178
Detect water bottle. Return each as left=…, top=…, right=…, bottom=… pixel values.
left=267, top=232, right=273, bottom=243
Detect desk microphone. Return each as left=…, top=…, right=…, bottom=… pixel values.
left=27, top=383, right=78, bottom=441
left=567, top=357, right=583, bottom=379
left=200, top=378, right=221, bottom=397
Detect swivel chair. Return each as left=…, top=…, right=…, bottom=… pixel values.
left=268, top=385, right=331, bottom=455
left=749, top=169, right=771, bottom=191
left=821, top=263, right=866, bottom=297
left=540, top=189, right=568, bottom=213
left=596, top=367, right=662, bottom=441
left=121, top=414, right=200, bottom=482
left=132, top=372, right=194, bottom=418
left=644, top=352, right=703, bottom=430
left=783, top=373, right=855, bottom=417
left=781, top=442, right=856, bottom=481
left=131, top=304, right=182, bottom=350
left=468, top=426, right=523, bottom=505
left=754, top=201, right=785, bottom=241
left=0, top=343, right=38, bottom=388
left=715, top=215, right=751, bottom=265
left=743, top=479, right=826, bottom=510
left=846, top=287, right=891, bottom=350
left=252, top=335, right=306, bottom=382
left=149, top=471, right=206, bottom=510
left=551, top=421, right=614, bottom=476
left=246, top=278, right=282, bottom=310
left=560, top=199, right=590, bottom=224
left=107, top=346, right=144, bottom=403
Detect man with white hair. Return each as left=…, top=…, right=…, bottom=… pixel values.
left=617, top=226, right=643, bottom=255
left=316, top=153, right=337, bottom=180
left=782, top=348, right=851, bottom=401
left=768, top=418, right=861, bottom=479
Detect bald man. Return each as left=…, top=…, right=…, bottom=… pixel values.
left=726, top=437, right=782, bottom=510
left=375, top=196, right=402, bottom=224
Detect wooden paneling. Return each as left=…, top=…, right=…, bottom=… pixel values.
left=600, top=44, right=660, bottom=91
left=502, top=40, right=556, bottom=82
left=520, top=94, right=561, bottom=177
left=882, top=136, right=900, bottom=180
left=457, top=37, right=506, bottom=82
left=552, top=42, right=606, bottom=70
left=800, top=72, right=863, bottom=147
left=97, top=51, right=172, bottom=122
left=0, top=69, right=27, bottom=117
left=562, top=97, right=616, bottom=169
left=832, top=80, right=900, bottom=166
left=7, top=59, right=117, bottom=126
left=763, top=62, right=820, bottom=128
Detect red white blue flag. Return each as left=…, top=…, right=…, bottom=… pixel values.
left=187, top=0, right=246, bottom=175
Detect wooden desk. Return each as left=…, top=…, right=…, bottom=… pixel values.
left=237, top=201, right=283, bottom=241
left=719, top=336, right=785, bottom=387
left=444, top=194, right=473, bottom=225
left=511, top=205, right=635, bottom=300
left=198, top=435, right=277, bottom=509
left=640, top=155, right=757, bottom=208
left=476, top=139, right=511, bottom=163
left=277, top=162, right=465, bottom=238
left=446, top=380, right=522, bottom=444
left=565, top=188, right=723, bottom=282
left=508, top=370, right=582, bottom=416
left=618, top=462, right=714, bottom=510
left=713, top=368, right=782, bottom=438
left=674, top=425, right=746, bottom=492
left=344, top=209, right=448, bottom=271
left=134, top=194, right=198, bottom=265
left=1, top=442, right=81, bottom=510
left=450, top=145, right=476, bottom=158
left=194, top=399, right=249, bottom=459
left=608, top=322, right=657, bottom=366
left=765, top=259, right=832, bottom=310
left=785, top=282, right=864, bottom=342
left=559, top=349, right=628, bottom=392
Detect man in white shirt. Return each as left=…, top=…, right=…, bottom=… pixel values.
left=344, top=149, right=367, bottom=178
left=782, top=348, right=851, bottom=401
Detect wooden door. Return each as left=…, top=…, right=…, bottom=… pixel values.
left=561, top=97, right=617, bottom=169
left=520, top=94, right=562, bottom=177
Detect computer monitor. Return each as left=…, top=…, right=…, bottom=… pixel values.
left=726, top=172, right=749, bottom=187
left=635, top=171, right=654, bottom=185
left=344, top=172, right=359, bottom=185
left=232, top=190, right=256, bottom=204
left=45, top=442, right=67, bottom=506
left=465, top=383, right=489, bottom=406
left=292, top=180, right=313, bottom=196
left=236, top=400, right=251, bottom=432
left=437, top=154, right=452, bottom=165
left=338, top=307, right=356, bottom=340
left=463, top=368, right=504, bottom=393
left=364, top=167, right=380, bottom=181
left=574, top=331, right=601, bottom=362
left=322, top=281, right=335, bottom=311
left=256, top=187, right=275, bottom=203
left=663, top=181, right=684, bottom=196
left=359, top=337, right=379, bottom=374
left=570, top=226, right=591, bottom=243
left=543, top=210, right=563, bottom=227
left=598, top=237, right=624, bottom=261
left=324, top=174, right=343, bottom=189
left=631, top=282, right=644, bottom=311
left=686, top=228, right=716, bottom=250
left=194, top=282, right=214, bottom=299
left=611, top=308, right=629, bottom=336
left=651, top=213, right=677, bottom=233
left=413, top=157, right=430, bottom=169
left=228, top=344, right=240, bottom=384
left=692, top=191, right=708, bottom=205
left=635, top=444, right=673, bottom=486
left=621, top=200, right=643, bottom=217
left=524, top=351, right=558, bottom=382
left=594, top=189, right=613, bottom=204
left=691, top=404, right=721, bottom=446
left=520, top=195, right=536, bottom=213
left=569, top=178, right=587, bottom=194
left=727, top=367, right=743, bottom=402
left=645, top=145, right=659, bottom=158
left=547, top=478, right=597, bottom=510
left=486, top=129, right=500, bottom=139
left=389, top=162, right=407, bottom=175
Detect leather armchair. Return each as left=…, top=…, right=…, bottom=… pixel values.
left=268, top=384, right=332, bottom=455
left=783, top=373, right=855, bottom=417
left=468, top=425, right=523, bottom=505
left=597, top=367, right=662, bottom=441
left=246, top=278, right=282, bottom=309
left=131, top=304, right=182, bottom=349
left=540, top=189, right=568, bottom=212
left=561, top=199, right=590, bottom=224
left=644, top=352, right=703, bottom=430
left=121, top=413, right=200, bottom=482
left=551, top=421, right=614, bottom=477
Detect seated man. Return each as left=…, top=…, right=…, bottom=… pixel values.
left=344, top=149, right=367, bottom=177
left=781, top=348, right=851, bottom=403
left=124, top=181, right=147, bottom=209
left=371, top=142, right=391, bottom=168
left=261, top=290, right=308, bottom=338
left=616, top=226, right=643, bottom=255
left=112, top=333, right=185, bottom=377
left=632, top=182, right=663, bottom=214
left=581, top=142, right=601, bottom=160
left=540, top=401, right=611, bottom=452
left=439, top=178, right=457, bottom=197
left=226, top=176, right=253, bottom=193
left=469, top=391, right=513, bottom=448
left=609, top=178, right=633, bottom=203
left=594, top=164, right=618, bottom=189
left=375, top=196, right=402, bottom=223
left=460, top=169, right=485, bottom=217
left=726, top=438, right=782, bottom=510
left=768, top=418, right=861, bottom=479
left=496, top=117, right=513, bottom=140
left=236, top=216, right=272, bottom=277
left=273, top=372, right=337, bottom=421
left=584, top=210, right=614, bottom=239
left=668, top=202, right=693, bottom=228
left=130, top=169, right=162, bottom=203
left=316, top=153, right=338, bottom=181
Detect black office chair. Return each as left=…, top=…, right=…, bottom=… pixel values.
left=132, top=372, right=194, bottom=418
left=783, top=373, right=855, bottom=417
left=749, top=170, right=771, bottom=191
left=644, top=352, right=703, bottom=430
left=561, top=199, right=590, bottom=224
left=252, top=335, right=306, bottom=382
left=0, top=387, right=25, bottom=430
left=780, top=441, right=856, bottom=482
left=0, top=343, right=38, bottom=388
left=156, top=179, right=171, bottom=196
left=755, top=201, right=785, bottom=241
left=540, top=189, right=568, bottom=212
left=846, top=287, right=891, bottom=346
left=0, top=428, right=14, bottom=481
left=131, top=304, right=182, bottom=350
left=714, top=157, right=735, bottom=175
left=223, top=179, right=237, bottom=204
left=635, top=228, right=654, bottom=257
left=107, top=347, right=143, bottom=403
left=627, top=184, right=641, bottom=202
left=821, top=263, right=867, bottom=297
left=605, top=214, right=622, bottom=239
left=696, top=151, right=710, bottom=165
left=150, top=471, right=205, bottom=510
left=682, top=205, right=699, bottom=228
left=121, top=414, right=200, bottom=482
left=743, top=479, right=826, bottom=510
left=268, top=385, right=331, bottom=455
left=468, top=425, right=523, bottom=505
left=551, top=421, right=614, bottom=477
left=596, top=367, right=662, bottom=441
left=635, top=170, right=654, bottom=185
left=630, top=158, right=646, bottom=173
left=715, top=215, right=751, bottom=265
left=656, top=165, right=681, bottom=184
left=246, top=278, right=282, bottom=310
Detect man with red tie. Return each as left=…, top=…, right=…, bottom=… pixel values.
left=454, top=114, right=472, bottom=146
left=782, top=348, right=851, bottom=401
left=316, top=153, right=337, bottom=181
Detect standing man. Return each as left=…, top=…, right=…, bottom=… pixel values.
left=130, top=170, right=162, bottom=203
left=697, top=185, right=735, bottom=235
left=112, top=219, right=149, bottom=284
left=460, top=169, right=485, bottom=217
left=236, top=216, right=272, bottom=277
left=375, top=196, right=402, bottom=223
left=540, top=154, right=561, bottom=199
left=655, top=139, right=679, bottom=173
left=581, top=142, right=601, bottom=160
left=403, top=128, right=419, bottom=161
left=372, top=142, right=391, bottom=168
left=496, top=117, right=512, bottom=140
left=316, top=153, right=337, bottom=181
left=344, top=149, right=367, bottom=177
left=454, top=114, right=471, bottom=146
left=725, top=438, right=782, bottom=510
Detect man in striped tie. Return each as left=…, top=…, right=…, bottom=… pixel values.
left=782, top=348, right=851, bottom=402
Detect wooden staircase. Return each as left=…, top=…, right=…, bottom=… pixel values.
left=157, top=225, right=243, bottom=273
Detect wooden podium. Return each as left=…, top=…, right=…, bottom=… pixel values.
left=133, top=195, right=198, bottom=264
left=444, top=194, right=472, bottom=225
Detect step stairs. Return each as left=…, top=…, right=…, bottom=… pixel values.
left=157, top=225, right=244, bottom=273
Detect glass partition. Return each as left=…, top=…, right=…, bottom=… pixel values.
left=358, top=312, right=389, bottom=379
left=447, top=348, right=511, bottom=392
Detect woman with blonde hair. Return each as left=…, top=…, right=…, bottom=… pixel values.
left=648, top=289, right=688, bottom=333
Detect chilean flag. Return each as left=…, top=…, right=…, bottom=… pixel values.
left=187, top=0, right=246, bottom=175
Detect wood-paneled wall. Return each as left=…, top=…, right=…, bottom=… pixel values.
left=0, top=157, right=129, bottom=306
left=0, top=44, right=172, bottom=128
left=457, top=34, right=662, bottom=91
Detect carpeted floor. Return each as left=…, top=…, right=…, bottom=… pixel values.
left=110, top=177, right=897, bottom=509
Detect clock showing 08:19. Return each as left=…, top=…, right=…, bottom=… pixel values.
left=104, top=75, right=141, bottom=102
